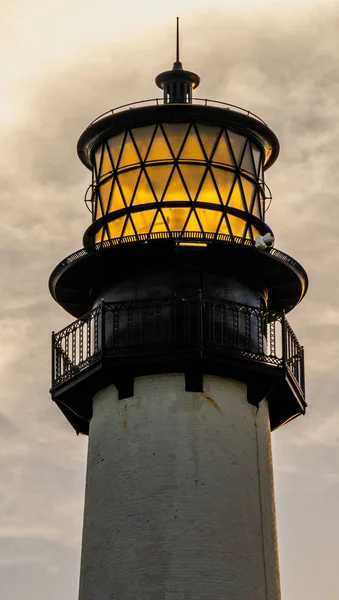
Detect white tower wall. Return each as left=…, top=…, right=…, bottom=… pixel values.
left=78, top=373, right=281, bottom=600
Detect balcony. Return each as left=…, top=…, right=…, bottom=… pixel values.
left=51, top=295, right=305, bottom=434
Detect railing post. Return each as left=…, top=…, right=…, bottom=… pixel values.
left=281, top=309, right=287, bottom=368
left=198, top=289, right=203, bottom=358
left=300, top=346, right=306, bottom=394
left=51, top=331, right=55, bottom=387
left=101, top=299, right=105, bottom=361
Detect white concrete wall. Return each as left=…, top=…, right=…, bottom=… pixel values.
left=78, top=374, right=281, bottom=600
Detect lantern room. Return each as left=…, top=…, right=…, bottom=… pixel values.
left=77, top=49, right=279, bottom=250
left=84, top=119, right=272, bottom=247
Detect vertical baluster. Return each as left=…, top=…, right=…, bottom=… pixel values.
left=270, top=315, right=276, bottom=359
left=296, top=343, right=300, bottom=381
left=51, top=332, right=55, bottom=385
left=281, top=311, right=286, bottom=369
left=300, top=347, right=305, bottom=392
left=87, top=312, right=91, bottom=361
left=56, top=339, right=62, bottom=380
left=64, top=334, right=69, bottom=374
left=72, top=328, right=76, bottom=366
left=290, top=328, right=293, bottom=369
left=258, top=309, right=263, bottom=356
left=79, top=322, right=83, bottom=365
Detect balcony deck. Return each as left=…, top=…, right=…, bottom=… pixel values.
left=51, top=295, right=305, bottom=434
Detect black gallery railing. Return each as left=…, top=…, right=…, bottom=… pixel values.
left=51, top=296, right=305, bottom=395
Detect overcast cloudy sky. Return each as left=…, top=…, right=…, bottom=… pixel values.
left=1, top=0, right=339, bottom=598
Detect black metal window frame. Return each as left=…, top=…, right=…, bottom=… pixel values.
left=86, top=122, right=270, bottom=245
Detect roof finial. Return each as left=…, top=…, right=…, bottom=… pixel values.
left=155, top=18, right=200, bottom=103
left=176, top=17, right=180, bottom=63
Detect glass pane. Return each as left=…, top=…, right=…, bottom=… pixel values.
left=107, top=215, right=126, bottom=239
left=150, top=210, right=168, bottom=233
left=244, top=224, right=254, bottom=242
left=240, top=142, right=255, bottom=176
left=107, top=132, right=125, bottom=169
left=197, top=125, right=221, bottom=159
left=179, top=126, right=205, bottom=160
left=251, top=226, right=261, bottom=239
left=227, top=214, right=246, bottom=238
left=212, top=167, right=235, bottom=205
left=218, top=217, right=231, bottom=236
left=95, top=227, right=104, bottom=243
left=240, top=177, right=256, bottom=212
left=196, top=171, right=221, bottom=205
left=94, top=194, right=103, bottom=220
left=95, top=144, right=113, bottom=180
left=132, top=171, right=156, bottom=206
left=101, top=227, right=109, bottom=242
left=251, top=143, right=262, bottom=177
left=161, top=207, right=190, bottom=232
left=106, top=180, right=125, bottom=214
left=131, top=125, right=156, bottom=160
left=146, top=165, right=173, bottom=200
left=162, top=168, right=189, bottom=202
left=250, top=190, right=261, bottom=218
left=94, top=145, right=103, bottom=179
left=227, top=179, right=246, bottom=211
left=119, top=131, right=140, bottom=169
left=163, top=123, right=189, bottom=156
left=146, top=126, right=172, bottom=161
left=97, top=178, right=113, bottom=215
left=178, top=164, right=206, bottom=201
left=227, top=130, right=246, bottom=166
left=131, top=209, right=156, bottom=235
left=123, top=216, right=136, bottom=237
left=185, top=210, right=202, bottom=232
left=117, top=168, right=140, bottom=206
left=212, top=131, right=234, bottom=166
left=195, top=208, right=222, bottom=233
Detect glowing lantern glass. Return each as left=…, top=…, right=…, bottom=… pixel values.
left=89, top=122, right=266, bottom=245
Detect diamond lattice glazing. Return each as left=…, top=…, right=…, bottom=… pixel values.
left=90, top=123, right=266, bottom=244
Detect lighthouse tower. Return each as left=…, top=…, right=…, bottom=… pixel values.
left=49, top=29, right=307, bottom=600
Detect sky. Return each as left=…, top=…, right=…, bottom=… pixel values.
left=0, top=0, right=339, bottom=597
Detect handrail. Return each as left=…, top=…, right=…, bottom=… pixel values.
left=85, top=97, right=267, bottom=129
left=51, top=295, right=304, bottom=396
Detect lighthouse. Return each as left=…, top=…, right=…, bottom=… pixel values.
left=49, top=27, right=307, bottom=600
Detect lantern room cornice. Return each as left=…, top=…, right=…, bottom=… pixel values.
left=77, top=102, right=280, bottom=171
